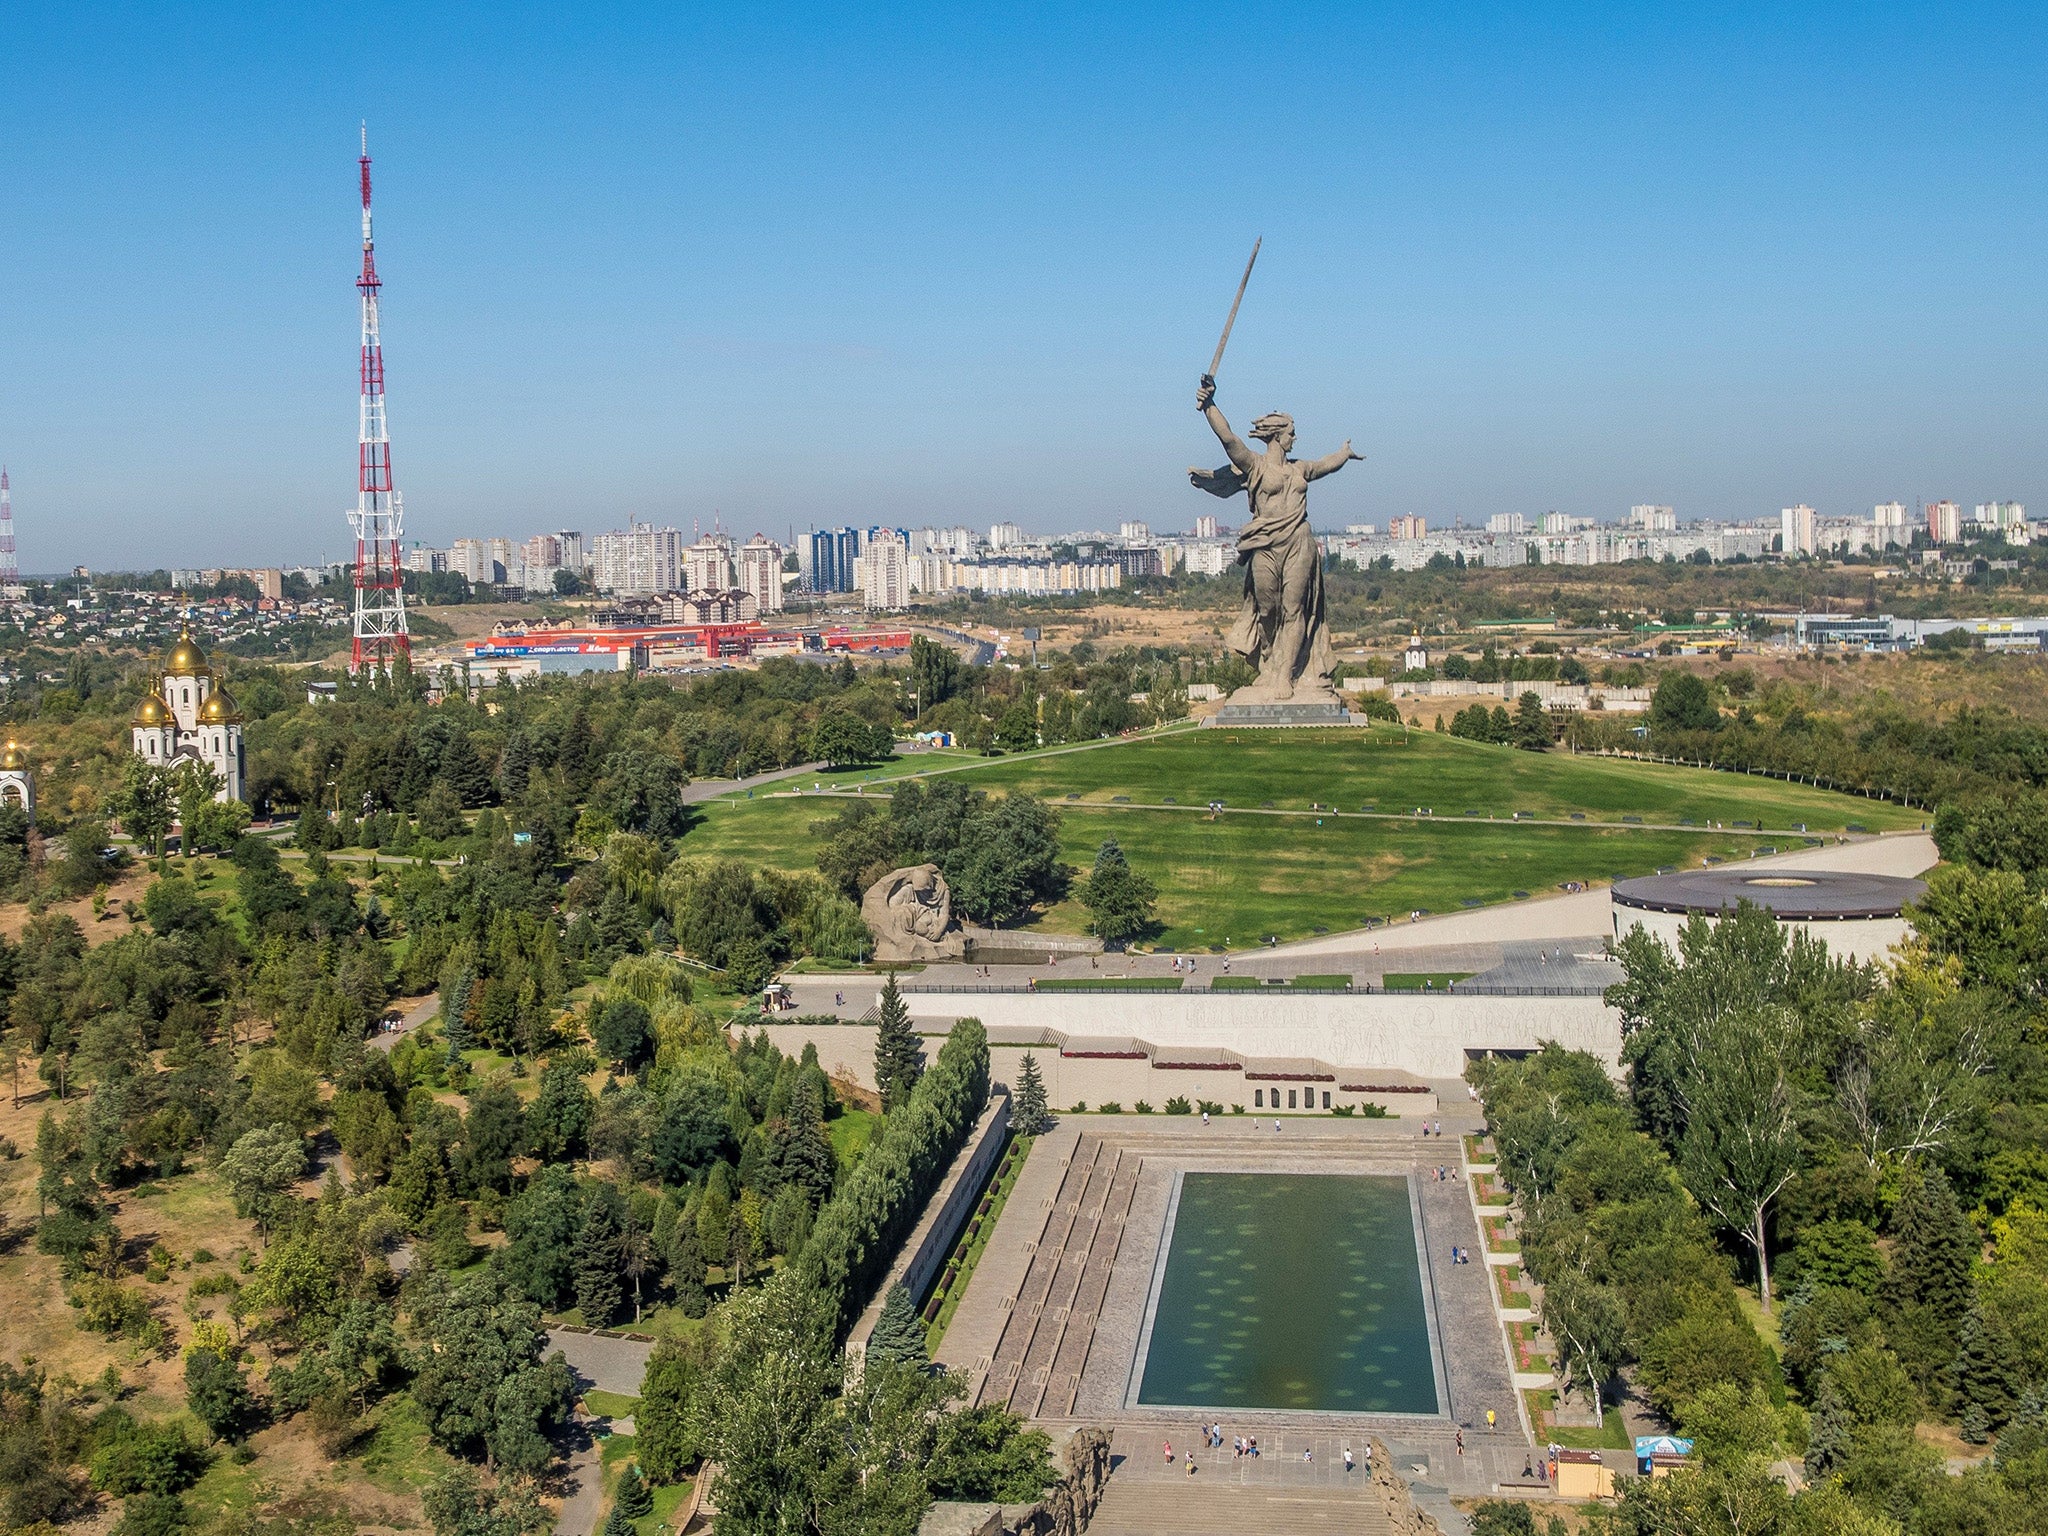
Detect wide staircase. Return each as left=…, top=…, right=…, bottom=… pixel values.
left=975, top=1134, right=1141, bottom=1415
left=1088, top=1480, right=1397, bottom=1536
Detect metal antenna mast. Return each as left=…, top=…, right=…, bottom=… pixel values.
left=350, top=122, right=409, bottom=675
left=0, top=468, right=15, bottom=588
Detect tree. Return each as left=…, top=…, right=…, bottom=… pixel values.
left=1076, top=839, right=1158, bottom=947
left=696, top=1277, right=841, bottom=1536
left=811, top=710, right=892, bottom=768
left=572, top=1188, right=623, bottom=1327
left=613, top=1463, right=652, bottom=1519
left=169, top=761, right=223, bottom=859
left=1542, top=1269, right=1628, bottom=1415
left=1803, top=1371, right=1853, bottom=1481
left=635, top=1337, right=704, bottom=1484
left=763, top=1082, right=836, bottom=1209
left=1883, top=1164, right=1978, bottom=1390
left=118, top=759, right=175, bottom=872
left=1955, top=1305, right=2021, bottom=1439
left=422, top=1467, right=550, bottom=1536
left=909, top=635, right=963, bottom=714
left=526, top=1054, right=595, bottom=1161
left=1677, top=1008, right=1803, bottom=1312
left=183, top=1347, right=254, bottom=1444
left=872, top=973, right=924, bottom=1113
left=1650, top=669, right=1718, bottom=734
left=866, top=1284, right=929, bottom=1370
left=408, top=1270, right=573, bottom=1473
left=218, top=1124, right=306, bottom=1238
left=1512, top=691, right=1551, bottom=751
left=592, top=996, right=651, bottom=1071
left=1012, top=1052, right=1052, bottom=1136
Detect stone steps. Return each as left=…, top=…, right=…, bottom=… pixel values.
left=1040, top=1142, right=1143, bottom=1416
left=1015, top=1145, right=1125, bottom=1415
left=1088, top=1480, right=1397, bottom=1536
left=976, top=1135, right=1103, bottom=1408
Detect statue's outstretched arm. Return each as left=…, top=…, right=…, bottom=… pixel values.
left=1305, top=440, right=1365, bottom=482
left=1197, top=376, right=1256, bottom=471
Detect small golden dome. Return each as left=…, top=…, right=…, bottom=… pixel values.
left=133, top=692, right=170, bottom=726
left=198, top=687, right=243, bottom=725
left=165, top=628, right=208, bottom=675
left=0, top=741, right=24, bottom=771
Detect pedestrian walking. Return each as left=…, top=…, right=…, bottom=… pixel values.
left=1163, top=1441, right=1173, bottom=1465
left=1343, top=1447, right=1354, bottom=1472
left=1187, top=1457, right=1197, bottom=1477
left=1486, top=1409, right=1497, bottom=1430
left=1273, top=1118, right=1281, bottom=1131
left=1202, top=1110, right=1210, bottom=1126
left=1303, top=1449, right=1313, bottom=1464
left=1455, top=1428, right=1464, bottom=1456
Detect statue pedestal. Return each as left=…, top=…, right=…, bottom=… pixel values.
left=1208, top=701, right=1356, bottom=728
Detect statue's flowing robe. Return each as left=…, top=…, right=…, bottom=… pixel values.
left=1193, top=456, right=1333, bottom=688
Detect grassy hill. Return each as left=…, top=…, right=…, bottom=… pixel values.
left=677, top=725, right=1920, bottom=948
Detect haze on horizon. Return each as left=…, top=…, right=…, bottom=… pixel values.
left=2, top=3, right=2045, bottom=571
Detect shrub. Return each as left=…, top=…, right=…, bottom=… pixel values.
left=1164, top=1097, right=1192, bottom=1115
left=1230, top=1103, right=1246, bottom=1115
left=1068, top=1102, right=1087, bottom=1113
left=1133, top=1101, right=1153, bottom=1114
left=1197, top=1100, right=1223, bottom=1116
left=1098, top=1102, right=1122, bottom=1115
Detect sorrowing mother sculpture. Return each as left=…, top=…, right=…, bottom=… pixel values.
left=1190, top=375, right=1362, bottom=705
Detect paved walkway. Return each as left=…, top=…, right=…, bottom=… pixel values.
left=552, top=1420, right=605, bottom=1536
left=547, top=1328, right=656, bottom=1397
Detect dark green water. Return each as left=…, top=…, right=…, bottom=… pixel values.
left=1135, top=1172, right=1438, bottom=1413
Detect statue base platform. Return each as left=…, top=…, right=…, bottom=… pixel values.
left=1206, top=701, right=1358, bottom=728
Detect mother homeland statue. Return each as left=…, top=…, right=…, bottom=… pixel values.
left=1189, top=375, right=1362, bottom=705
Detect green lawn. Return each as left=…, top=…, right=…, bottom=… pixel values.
left=1212, top=973, right=1355, bottom=991
left=680, top=793, right=1783, bottom=949
left=1033, top=976, right=1185, bottom=990
left=762, top=726, right=1921, bottom=831
left=1383, top=972, right=1475, bottom=991
left=828, top=1109, right=880, bottom=1167
left=674, top=727, right=1919, bottom=950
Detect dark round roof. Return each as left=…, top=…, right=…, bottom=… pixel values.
left=1611, top=867, right=1926, bottom=920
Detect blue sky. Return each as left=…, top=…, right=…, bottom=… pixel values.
left=3, top=3, right=2046, bottom=569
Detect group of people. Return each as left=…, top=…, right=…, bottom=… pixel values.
left=1165, top=1431, right=1373, bottom=1475
left=1419, top=1119, right=1446, bottom=1137
left=1433, top=1165, right=1459, bottom=1182
left=1450, top=1245, right=1472, bottom=1264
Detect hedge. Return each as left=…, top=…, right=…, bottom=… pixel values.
left=797, top=1018, right=991, bottom=1338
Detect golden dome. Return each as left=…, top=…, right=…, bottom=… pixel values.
left=133, top=692, right=170, bottom=726
left=0, top=741, right=24, bottom=771
left=164, top=628, right=208, bottom=675
left=198, top=687, right=243, bottom=725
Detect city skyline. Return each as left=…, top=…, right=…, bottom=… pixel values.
left=4, top=4, right=2047, bottom=568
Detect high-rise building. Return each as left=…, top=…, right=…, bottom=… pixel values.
left=1486, top=512, right=1526, bottom=535
left=1873, top=502, right=1908, bottom=532
left=989, top=521, right=1025, bottom=550
left=1119, top=520, right=1151, bottom=542
left=736, top=534, right=785, bottom=614
left=1389, top=515, right=1427, bottom=540
left=592, top=522, right=684, bottom=595
left=1780, top=504, right=1817, bottom=558
left=1540, top=511, right=1573, bottom=535
left=1627, top=505, right=1677, bottom=532
left=1975, top=501, right=2027, bottom=534
left=806, top=527, right=863, bottom=594
left=1194, top=514, right=1220, bottom=539
left=450, top=538, right=495, bottom=584
left=1927, top=500, right=1963, bottom=545
left=683, top=534, right=734, bottom=594
left=858, top=529, right=910, bottom=612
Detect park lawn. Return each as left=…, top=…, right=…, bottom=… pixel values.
left=1211, top=973, right=1355, bottom=990
left=1034, top=976, right=1185, bottom=990
left=678, top=794, right=1781, bottom=949
left=828, top=1108, right=879, bottom=1168
left=582, top=1389, right=641, bottom=1419
left=820, top=726, right=1923, bottom=833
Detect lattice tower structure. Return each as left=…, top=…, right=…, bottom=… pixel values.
left=350, top=125, right=409, bottom=674
left=0, top=468, right=15, bottom=585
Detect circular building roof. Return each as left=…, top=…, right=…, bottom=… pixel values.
left=0, top=741, right=25, bottom=771
left=198, top=687, right=243, bottom=725
left=165, top=628, right=208, bottom=674
left=1612, top=867, right=1926, bottom=921
left=133, top=692, right=170, bottom=726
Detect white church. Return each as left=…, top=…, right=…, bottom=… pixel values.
left=130, top=627, right=246, bottom=802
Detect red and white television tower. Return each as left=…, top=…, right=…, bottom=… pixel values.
left=0, top=467, right=16, bottom=588
left=350, top=123, right=409, bottom=674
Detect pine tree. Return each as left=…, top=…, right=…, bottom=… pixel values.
left=441, top=968, right=475, bottom=1066
left=667, top=1217, right=709, bottom=1318
left=1013, top=1052, right=1052, bottom=1136
left=614, top=1463, right=653, bottom=1519
left=866, top=1283, right=930, bottom=1370
left=1804, top=1370, right=1851, bottom=1481
left=768, top=1082, right=837, bottom=1207
left=872, top=973, right=924, bottom=1113
left=601, top=1504, right=636, bottom=1536
left=1887, top=1166, right=1976, bottom=1324
left=573, top=1190, right=624, bottom=1326
left=1956, top=1304, right=2022, bottom=1436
